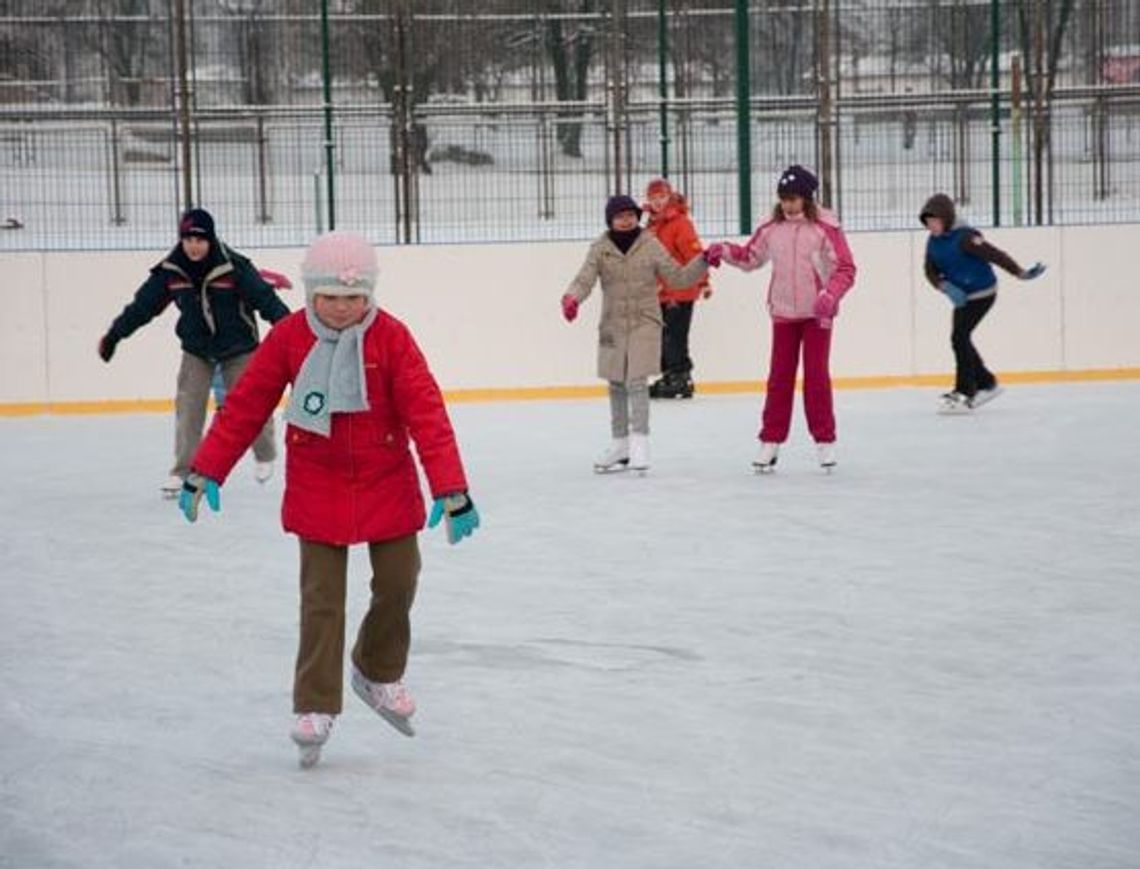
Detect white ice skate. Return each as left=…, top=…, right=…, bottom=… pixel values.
left=161, top=475, right=183, bottom=500
left=628, top=434, right=650, bottom=474
left=593, top=438, right=630, bottom=474
left=817, top=442, right=837, bottom=472
left=290, top=712, right=335, bottom=768
left=351, top=666, right=416, bottom=737
left=937, top=392, right=973, bottom=415
left=752, top=442, right=779, bottom=474
left=254, top=460, right=274, bottom=484
left=970, top=385, right=1004, bottom=408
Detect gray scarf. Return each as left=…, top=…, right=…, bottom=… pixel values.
left=285, top=305, right=379, bottom=436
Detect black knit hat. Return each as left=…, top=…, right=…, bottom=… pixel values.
left=777, top=165, right=818, bottom=200
left=178, top=208, right=216, bottom=241
left=605, top=195, right=642, bottom=227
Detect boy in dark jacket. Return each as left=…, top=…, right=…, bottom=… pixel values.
left=98, top=208, right=290, bottom=495
left=920, top=193, right=1045, bottom=414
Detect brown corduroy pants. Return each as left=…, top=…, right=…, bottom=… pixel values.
left=294, top=535, right=421, bottom=714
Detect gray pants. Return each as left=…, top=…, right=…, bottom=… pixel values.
left=608, top=378, right=650, bottom=438
left=172, top=351, right=276, bottom=478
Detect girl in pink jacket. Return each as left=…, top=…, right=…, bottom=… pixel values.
left=707, top=166, right=856, bottom=472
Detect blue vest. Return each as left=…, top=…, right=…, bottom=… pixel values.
left=926, top=226, right=997, bottom=293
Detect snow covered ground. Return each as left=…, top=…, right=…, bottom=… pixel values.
left=2, top=381, right=1138, bottom=869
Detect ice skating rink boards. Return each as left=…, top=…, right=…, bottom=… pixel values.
left=1, top=223, right=1139, bottom=414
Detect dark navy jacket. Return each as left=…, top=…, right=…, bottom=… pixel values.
left=107, top=243, right=290, bottom=362
left=925, top=226, right=998, bottom=294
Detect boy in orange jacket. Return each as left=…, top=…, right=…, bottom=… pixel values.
left=643, top=178, right=711, bottom=400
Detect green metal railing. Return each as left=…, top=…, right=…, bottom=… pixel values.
left=1, top=1, right=1138, bottom=251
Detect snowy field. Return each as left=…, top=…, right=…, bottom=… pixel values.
left=2, top=381, right=1138, bottom=869
left=3, top=104, right=1139, bottom=251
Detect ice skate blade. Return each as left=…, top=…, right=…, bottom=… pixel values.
left=970, top=387, right=1004, bottom=408
left=351, top=679, right=416, bottom=737
left=751, top=463, right=776, bottom=475
left=296, top=743, right=322, bottom=769
left=160, top=488, right=180, bottom=500
left=593, top=461, right=630, bottom=474
left=821, top=464, right=837, bottom=474
left=376, top=707, right=416, bottom=737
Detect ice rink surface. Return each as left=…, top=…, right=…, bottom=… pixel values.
left=2, top=382, right=1138, bottom=869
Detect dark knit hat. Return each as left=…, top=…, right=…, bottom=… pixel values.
left=605, top=194, right=642, bottom=227
left=919, top=193, right=956, bottom=228
left=179, top=208, right=216, bottom=241
left=776, top=165, right=818, bottom=200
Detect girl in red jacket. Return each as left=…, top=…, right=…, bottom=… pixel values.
left=179, top=231, right=480, bottom=768
left=643, top=178, right=712, bottom=400
left=707, top=166, right=857, bottom=472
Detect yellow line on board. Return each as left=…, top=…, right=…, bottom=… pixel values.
left=3, top=367, right=1139, bottom=416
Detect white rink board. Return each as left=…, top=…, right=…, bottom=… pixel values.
left=1, top=224, right=1138, bottom=407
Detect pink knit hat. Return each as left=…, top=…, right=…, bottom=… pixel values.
left=300, top=231, right=378, bottom=302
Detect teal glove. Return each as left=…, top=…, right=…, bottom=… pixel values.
left=428, top=492, right=480, bottom=545
left=179, top=472, right=221, bottom=523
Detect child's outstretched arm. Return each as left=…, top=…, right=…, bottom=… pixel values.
left=650, top=237, right=710, bottom=288
left=389, top=326, right=479, bottom=544
left=180, top=322, right=293, bottom=523
left=959, top=231, right=1029, bottom=277
left=708, top=223, right=771, bottom=272
left=561, top=243, right=601, bottom=321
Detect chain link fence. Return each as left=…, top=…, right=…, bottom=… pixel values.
left=1, top=0, right=1138, bottom=251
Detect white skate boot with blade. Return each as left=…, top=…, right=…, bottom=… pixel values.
left=351, top=666, right=416, bottom=737
left=752, top=442, right=779, bottom=473
left=628, top=434, right=650, bottom=474
left=290, top=712, right=335, bottom=768
left=593, top=438, right=630, bottom=474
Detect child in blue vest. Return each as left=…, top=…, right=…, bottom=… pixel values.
left=919, top=193, right=1045, bottom=414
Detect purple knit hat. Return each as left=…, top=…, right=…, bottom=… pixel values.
left=776, top=165, right=818, bottom=200
left=605, top=194, right=642, bottom=227
left=300, top=231, right=378, bottom=302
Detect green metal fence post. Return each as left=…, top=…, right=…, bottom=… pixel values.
left=990, top=0, right=1001, bottom=226
left=735, top=0, right=751, bottom=234
left=320, top=0, right=336, bottom=230
left=657, top=0, right=669, bottom=178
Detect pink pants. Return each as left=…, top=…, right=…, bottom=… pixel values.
left=759, top=318, right=835, bottom=444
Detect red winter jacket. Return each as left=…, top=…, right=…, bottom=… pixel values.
left=191, top=309, right=468, bottom=545
left=645, top=195, right=711, bottom=304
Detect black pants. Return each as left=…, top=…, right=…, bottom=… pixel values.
left=660, top=301, right=695, bottom=377
left=951, top=295, right=997, bottom=397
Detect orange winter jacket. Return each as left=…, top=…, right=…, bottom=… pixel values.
left=645, top=195, right=711, bottom=304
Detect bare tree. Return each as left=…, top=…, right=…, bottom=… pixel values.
left=545, top=0, right=598, bottom=158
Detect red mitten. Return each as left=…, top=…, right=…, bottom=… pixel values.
left=561, top=294, right=579, bottom=323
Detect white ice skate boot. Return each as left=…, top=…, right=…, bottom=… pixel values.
left=970, top=385, right=1004, bottom=408
left=161, top=475, right=183, bottom=500
left=937, top=392, right=973, bottom=415
left=593, top=437, right=630, bottom=474
left=752, top=442, right=779, bottom=474
left=254, top=460, right=274, bottom=484
left=817, top=442, right=837, bottom=472
left=290, top=712, right=335, bottom=768
left=351, top=666, right=416, bottom=737
left=628, top=433, right=650, bottom=474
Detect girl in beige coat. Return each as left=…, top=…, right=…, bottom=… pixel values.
left=561, top=195, right=711, bottom=473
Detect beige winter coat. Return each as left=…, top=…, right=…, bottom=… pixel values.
left=566, top=231, right=709, bottom=382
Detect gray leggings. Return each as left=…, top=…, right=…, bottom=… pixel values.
left=608, top=378, right=649, bottom=438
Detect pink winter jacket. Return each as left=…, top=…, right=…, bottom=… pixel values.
left=721, top=208, right=856, bottom=320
